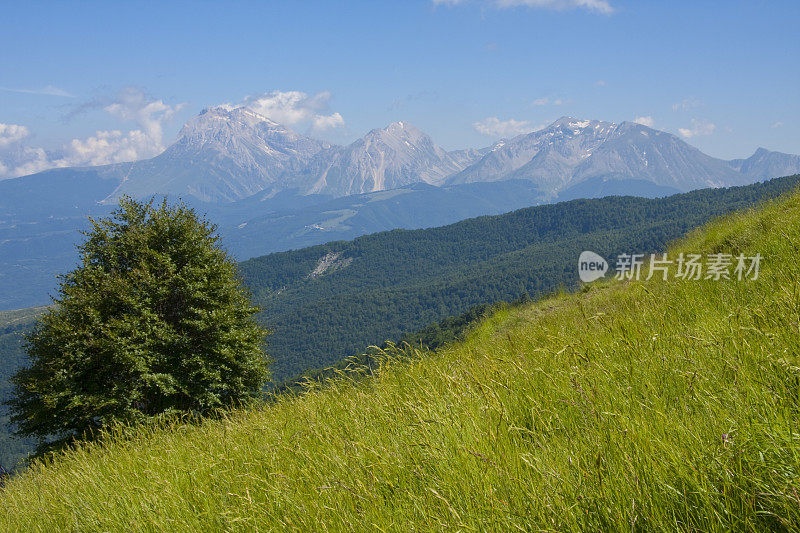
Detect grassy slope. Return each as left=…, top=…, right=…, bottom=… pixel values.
left=2, top=191, right=800, bottom=531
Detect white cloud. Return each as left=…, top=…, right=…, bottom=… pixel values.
left=102, top=87, right=183, bottom=150
left=0, top=87, right=345, bottom=179
left=0, top=126, right=53, bottom=178
left=5, top=147, right=54, bottom=177
left=678, top=118, right=715, bottom=139
left=242, top=90, right=345, bottom=132
left=56, top=88, right=184, bottom=168
left=0, top=87, right=184, bottom=178
left=772, top=121, right=783, bottom=129
left=595, top=80, right=607, bottom=87
left=473, top=117, right=535, bottom=137
left=0, top=85, right=74, bottom=97
left=0, top=124, right=30, bottom=147
left=634, top=116, right=654, bottom=127
left=311, top=112, right=345, bottom=132
left=66, top=129, right=162, bottom=167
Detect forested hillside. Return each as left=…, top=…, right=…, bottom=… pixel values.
left=240, top=175, right=800, bottom=381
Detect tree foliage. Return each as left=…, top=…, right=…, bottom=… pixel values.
left=7, top=197, right=270, bottom=453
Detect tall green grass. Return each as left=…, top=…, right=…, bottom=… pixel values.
left=2, top=191, right=800, bottom=531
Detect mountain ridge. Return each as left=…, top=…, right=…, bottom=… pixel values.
left=3, top=111, right=799, bottom=205
left=449, top=117, right=750, bottom=197
left=290, top=120, right=479, bottom=197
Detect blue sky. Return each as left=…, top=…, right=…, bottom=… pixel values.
left=1, top=0, right=798, bottom=177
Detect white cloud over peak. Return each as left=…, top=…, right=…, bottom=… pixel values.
left=634, top=116, right=654, bottom=127
left=312, top=112, right=345, bottom=132
left=0, top=87, right=345, bottom=179
left=473, top=117, right=535, bottom=137
left=103, top=87, right=184, bottom=149
left=242, top=90, right=345, bottom=132
left=67, top=130, right=159, bottom=167
left=678, top=118, right=715, bottom=139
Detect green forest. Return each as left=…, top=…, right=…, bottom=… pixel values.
left=241, top=175, right=800, bottom=382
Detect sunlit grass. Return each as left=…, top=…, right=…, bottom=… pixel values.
left=2, top=191, right=800, bottom=531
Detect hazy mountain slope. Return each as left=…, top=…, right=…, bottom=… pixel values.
left=4, top=182, right=800, bottom=531
left=295, top=121, right=476, bottom=196
left=568, top=121, right=745, bottom=189
left=104, top=107, right=329, bottom=203
left=0, top=180, right=545, bottom=310
left=451, top=118, right=749, bottom=197
left=223, top=180, right=545, bottom=258
left=555, top=177, right=682, bottom=202
left=450, top=118, right=617, bottom=189
left=0, top=167, right=119, bottom=219
left=729, top=147, right=800, bottom=181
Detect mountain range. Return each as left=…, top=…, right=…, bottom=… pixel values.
left=5, top=107, right=799, bottom=206
left=1, top=108, right=800, bottom=310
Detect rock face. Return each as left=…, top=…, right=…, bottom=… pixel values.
left=98, top=112, right=481, bottom=202
left=292, top=121, right=480, bottom=197
left=103, top=106, right=330, bottom=203
left=728, top=147, right=800, bottom=182
left=451, top=118, right=619, bottom=190
left=448, top=118, right=751, bottom=198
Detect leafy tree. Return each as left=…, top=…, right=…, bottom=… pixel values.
left=7, top=197, right=270, bottom=453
